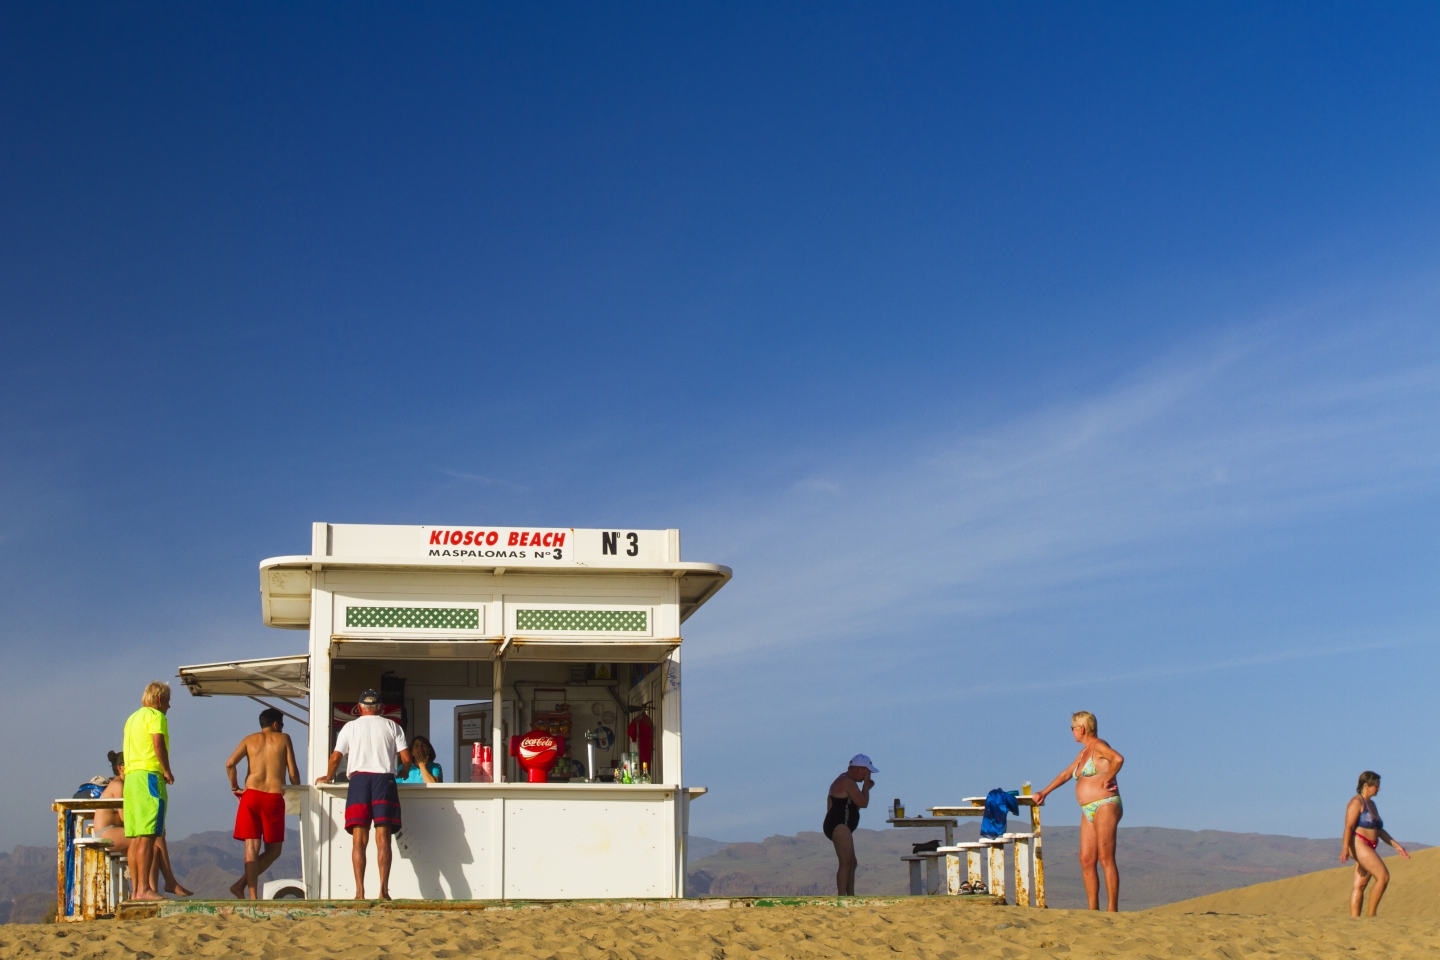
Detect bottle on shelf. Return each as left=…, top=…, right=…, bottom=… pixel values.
left=639, top=762, right=651, bottom=784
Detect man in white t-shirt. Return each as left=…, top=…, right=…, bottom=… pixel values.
left=316, top=690, right=414, bottom=899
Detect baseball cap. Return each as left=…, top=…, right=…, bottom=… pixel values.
left=849, top=754, right=879, bottom=774
left=358, top=689, right=382, bottom=706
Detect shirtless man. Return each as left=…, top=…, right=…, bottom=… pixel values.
left=225, top=708, right=301, bottom=899
left=92, top=758, right=193, bottom=896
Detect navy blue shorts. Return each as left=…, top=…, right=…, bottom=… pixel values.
left=344, top=772, right=401, bottom=831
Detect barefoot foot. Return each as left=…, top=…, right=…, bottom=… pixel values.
left=229, top=877, right=247, bottom=899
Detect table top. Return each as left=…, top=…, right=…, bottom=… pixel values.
left=930, top=797, right=1039, bottom=815
left=52, top=799, right=124, bottom=812
left=886, top=817, right=958, bottom=827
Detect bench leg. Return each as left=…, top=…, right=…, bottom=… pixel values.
left=908, top=859, right=923, bottom=896
left=1015, top=838, right=1031, bottom=907
left=988, top=845, right=1007, bottom=904
left=925, top=857, right=940, bottom=895
left=945, top=853, right=961, bottom=895
left=967, top=850, right=982, bottom=889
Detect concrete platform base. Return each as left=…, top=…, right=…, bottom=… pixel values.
left=117, top=894, right=1007, bottom=921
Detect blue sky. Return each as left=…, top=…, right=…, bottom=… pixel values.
left=2, top=3, right=1439, bottom=852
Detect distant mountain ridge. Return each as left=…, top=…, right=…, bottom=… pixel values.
left=4, top=826, right=1424, bottom=921
left=686, top=824, right=1428, bottom=910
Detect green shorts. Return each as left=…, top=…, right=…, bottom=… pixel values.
left=123, top=771, right=167, bottom=837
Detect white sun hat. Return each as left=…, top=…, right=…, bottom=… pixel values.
left=849, top=754, right=879, bottom=774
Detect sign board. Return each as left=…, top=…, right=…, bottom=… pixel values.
left=322, top=524, right=676, bottom=566
left=460, top=716, right=488, bottom=740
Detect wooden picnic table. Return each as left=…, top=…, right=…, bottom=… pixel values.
left=929, top=795, right=1046, bottom=907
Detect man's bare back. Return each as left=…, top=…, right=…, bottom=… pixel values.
left=227, top=729, right=299, bottom=794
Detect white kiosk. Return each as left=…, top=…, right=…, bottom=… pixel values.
left=179, top=523, right=730, bottom=900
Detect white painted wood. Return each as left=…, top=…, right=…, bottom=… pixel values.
left=491, top=658, right=505, bottom=784
left=988, top=843, right=1007, bottom=903
left=503, top=791, right=675, bottom=898
left=903, top=857, right=924, bottom=895
left=1014, top=836, right=1032, bottom=907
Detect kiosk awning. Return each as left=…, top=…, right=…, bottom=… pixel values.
left=177, top=654, right=310, bottom=698
left=506, top=637, right=681, bottom=663
left=259, top=556, right=731, bottom=628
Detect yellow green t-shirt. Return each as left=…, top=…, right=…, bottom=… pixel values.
left=123, top=707, right=169, bottom=774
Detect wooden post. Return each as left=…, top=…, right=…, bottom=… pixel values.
left=988, top=842, right=1007, bottom=903
left=76, top=841, right=113, bottom=920
left=1030, top=800, right=1045, bottom=907
left=53, top=805, right=66, bottom=922
left=491, top=655, right=505, bottom=783
left=1014, top=836, right=1032, bottom=907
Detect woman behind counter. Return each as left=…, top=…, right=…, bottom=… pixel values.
left=1033, top=710, right=1124, bottom=912
left=1342, top=770, right=1408, bottom=916
left=397, top=735, right=442, bottom=783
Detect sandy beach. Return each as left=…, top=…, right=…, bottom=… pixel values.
left=4, top=898, right=1438, bottom=960
left=1155, top=844, right=1440, bottom=920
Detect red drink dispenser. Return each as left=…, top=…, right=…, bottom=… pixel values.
left=511, top=731, right=564, bottom=783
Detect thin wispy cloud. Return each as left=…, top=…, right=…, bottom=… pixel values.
left=687, top=297, right=1440, bottom=664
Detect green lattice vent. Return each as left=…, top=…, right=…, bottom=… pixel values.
left=346, top=607, right=480, bottom=630
left=516, top=609, right=647, bottom=632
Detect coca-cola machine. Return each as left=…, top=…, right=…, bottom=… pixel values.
left=453, top=701, right=517, bottom=783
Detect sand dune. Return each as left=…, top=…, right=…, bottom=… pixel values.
left=1154, top=845, right=1440, bottom=918
left=2, top=900, right=1437, bottom=959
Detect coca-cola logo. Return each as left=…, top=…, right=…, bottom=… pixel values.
left=519, top=734, right=559, bottom=756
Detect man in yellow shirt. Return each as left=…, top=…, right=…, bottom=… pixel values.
left=123, top=681, right=175, bottom=900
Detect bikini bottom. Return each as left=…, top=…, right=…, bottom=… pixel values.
left=1081, top=795, right=1122, bottom=824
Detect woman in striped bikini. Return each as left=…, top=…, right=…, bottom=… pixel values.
left=1342, top=771, right=1408, bottom=916
left=1033, top=711, right=1124, bottom=911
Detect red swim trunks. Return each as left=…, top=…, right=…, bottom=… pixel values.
left=233, top=789, right=286, bottom=844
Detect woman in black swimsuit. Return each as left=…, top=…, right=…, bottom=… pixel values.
left=824, top=754, right=876, bottom=896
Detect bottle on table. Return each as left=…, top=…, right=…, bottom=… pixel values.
left=894, top=798, right=905, bottom=819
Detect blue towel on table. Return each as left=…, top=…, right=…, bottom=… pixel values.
left=980, top=788, right=1018, bottom=838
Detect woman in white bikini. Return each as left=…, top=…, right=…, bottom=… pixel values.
left=1342, top=771, right=1408, bottom=917
left=1033, top=711, right=1124, bottom=911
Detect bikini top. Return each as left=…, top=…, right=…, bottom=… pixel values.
left=1357, top=797, right=1383, bottom=831
left=1073, top=746, right=1099, bottom=780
